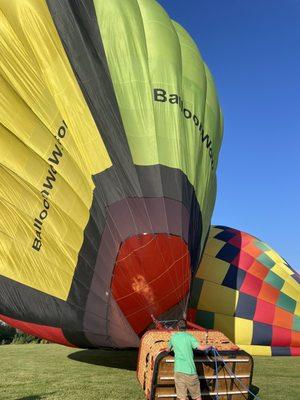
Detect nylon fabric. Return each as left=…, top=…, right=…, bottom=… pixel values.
left=0, top=0, right=111, bottom=301
left=188, top=225, right=300, bottom=356
left=94, top=0, right=223, bottom=252
left=0, top=0, right=223, bottom=348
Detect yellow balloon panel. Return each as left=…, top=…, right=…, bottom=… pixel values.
left=0, top=0, right=111, bottom=299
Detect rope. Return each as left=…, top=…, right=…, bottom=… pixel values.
left=211, top=347, right=220, bottom=399
left=210, top=347, right=260, bottom=400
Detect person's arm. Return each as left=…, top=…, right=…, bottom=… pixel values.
left=166, top=337, right=173, bottom=352
left=190, top=335, right=211, bottom=351
left=159, top=337, right=173, bottom=352
left=197, top=344, right=211, bottom=351
left=191, top=335, right=200, bottom=350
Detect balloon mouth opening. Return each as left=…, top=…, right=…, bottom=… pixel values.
left=111, top=233, right=191, bottom=335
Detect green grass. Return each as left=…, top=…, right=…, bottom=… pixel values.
left=0, top=344, right=299, bottom=400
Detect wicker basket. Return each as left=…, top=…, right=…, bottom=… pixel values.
left=137, top=329, right=251, bottom=399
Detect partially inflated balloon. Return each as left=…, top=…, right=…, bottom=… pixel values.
left=0, top=0, right=222, bottom=347
left=188, top=226, right=300, bottom=356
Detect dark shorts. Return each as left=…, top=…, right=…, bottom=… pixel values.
left=174, top=371, right=201, bottom=399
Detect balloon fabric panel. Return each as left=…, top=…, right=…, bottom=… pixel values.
left=0, top=0, right=223, bottom=348
left=188, top=226, right=300, bottom=356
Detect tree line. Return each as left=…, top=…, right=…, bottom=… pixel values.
left=0, top=320, right=48, bottom=345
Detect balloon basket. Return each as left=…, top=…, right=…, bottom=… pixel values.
left=137, top=329, right=254, bottom=399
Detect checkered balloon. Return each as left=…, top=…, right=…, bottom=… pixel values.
left=188, top=226, right=300, bottom=356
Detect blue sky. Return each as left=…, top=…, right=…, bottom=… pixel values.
left=157, top=0, right=300, bottom=270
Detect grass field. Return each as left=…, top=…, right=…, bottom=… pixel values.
left=0, top=344, right=299, bottom=400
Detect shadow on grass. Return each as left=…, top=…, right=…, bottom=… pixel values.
left=16, top=393, right=57, bottom=400
left=68, top=348, right=138, bottom=371
left=248, top=384, right=260, bottom=399
left=16, top=397, right=42, bottom=400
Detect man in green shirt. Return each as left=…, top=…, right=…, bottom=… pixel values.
left=166, top=320, right=208, bottom=400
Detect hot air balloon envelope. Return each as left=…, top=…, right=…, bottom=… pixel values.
left=0, top=0, right=223, bottom=348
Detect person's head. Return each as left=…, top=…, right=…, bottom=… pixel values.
left=177, top=319, right=186, bottom=331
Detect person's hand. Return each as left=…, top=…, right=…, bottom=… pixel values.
left=198, top=345, right=213, bottom=353
left=198, top=345, right=208, bottom=351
